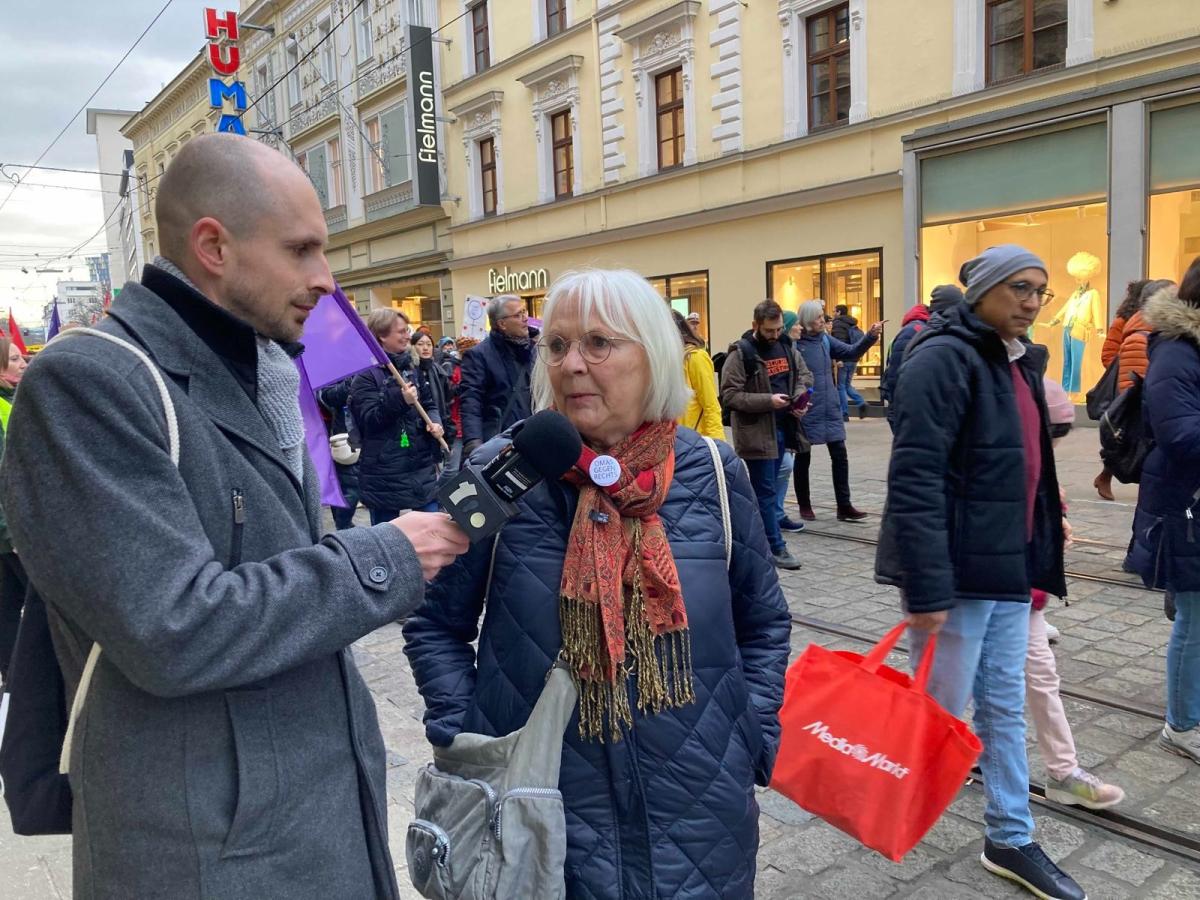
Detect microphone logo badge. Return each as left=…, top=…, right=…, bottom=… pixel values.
left=589, top=455, right=621, bottom=487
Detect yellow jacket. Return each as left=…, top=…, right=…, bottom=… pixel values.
left=679, top=346, right=725, bottom=441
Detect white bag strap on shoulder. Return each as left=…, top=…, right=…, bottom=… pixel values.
left=702, top=437, right=732, bottom=569
left=54, top=327, right=180, bottom=774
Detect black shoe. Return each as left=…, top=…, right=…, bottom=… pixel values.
left=857, top=402, right=868, bottom=420
left=772, top=548, right=802, bottom=570
left=842, top=414, right=850, bottom=422
left=980, top=839, right=1087, bottom=900
left=779, top=516, right=806, bottom=533
left=836, top=506, right=869, bottom=523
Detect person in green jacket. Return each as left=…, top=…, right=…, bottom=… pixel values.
left=0, top=334, right=28, bottom=680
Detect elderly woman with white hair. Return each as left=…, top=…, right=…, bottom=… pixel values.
left=790, top=298, right=883, bottom=522
left=403, top=268, right=791, bottom=899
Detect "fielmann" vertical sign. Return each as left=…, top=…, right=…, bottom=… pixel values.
left=406, top=25, right=440, bottom=207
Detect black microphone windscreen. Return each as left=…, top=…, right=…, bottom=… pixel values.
left=511, top=410, right=583, bottom=481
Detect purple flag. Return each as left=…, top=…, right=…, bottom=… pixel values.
left=297, top=358, right=348, bottom=508
left=296, top=284, right=390, bottom=511
left=47, top=302, right=61, bottom=340
left=301, top=286, right=389, bottom=389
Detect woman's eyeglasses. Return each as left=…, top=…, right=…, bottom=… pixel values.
left=1005, top=280, right=1055, bottom=307
left=537, top=332, right=633, bottom=366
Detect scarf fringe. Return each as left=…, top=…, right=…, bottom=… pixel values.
left=560, top=585, right=695, bottom=743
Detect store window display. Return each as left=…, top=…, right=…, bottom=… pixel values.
left=921, top=202, right=1109, bottom=402
left=1039, top=252, right=1105, bottom=393
left=767, top=250, right=883, bottom=376
left=649, top=271, right=710, bottom=341
left=1148, top=104, right=1200, bottom=282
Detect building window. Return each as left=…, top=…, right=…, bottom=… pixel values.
left=363, top=104, right=409, bottom=193
left=480, top=136, right=497, bottom=216
left=648, top=271, right=710, bottom=340
left=256, top=61, right=277, bottom=126
left=807, top=3, right=850, bottom=130
left=286, top=42, right=302, bottom=106
left=655, top=67, right=684, bottom=171
left=471, top=2, right=490, bottom=73
left=318, top=17, right=335, bottom=84
left=328, top=137, right=344, bottom=207
left=551, top=110, right=573, bottom=198
left=407, top=0, right=425, bottom=26
left=546, top=0, right=566, bottom=38
left=768, top=250, right=883, bottom=376
left=987, top=0, right=1068, bottom=85
left=356, top=8, right=373, bottom=63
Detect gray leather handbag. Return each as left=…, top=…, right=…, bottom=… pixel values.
left=407, top=656, right=576, bottom=899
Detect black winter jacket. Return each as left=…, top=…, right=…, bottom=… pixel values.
left=875, top=304, right=1066, bottom=613
left=349, top=353, right=441, bottom=512
left=403, top=427, right=791, bottom=899
left=459, top=327, right=539, bottom=446
left=1129, top=290, right=1200, bottom=593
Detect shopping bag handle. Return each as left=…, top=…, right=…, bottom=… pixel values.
left=860, top=622, right=938, bottom=695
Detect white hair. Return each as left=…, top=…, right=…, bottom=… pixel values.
left=798, top=299, right=825, bottom=328
left=531, top=268, right=689, bottom=422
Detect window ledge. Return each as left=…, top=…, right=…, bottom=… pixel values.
left=365, top=182, right=415, bottom=223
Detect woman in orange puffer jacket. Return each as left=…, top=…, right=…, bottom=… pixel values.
left=1094, top=279, right=1173, bottom=499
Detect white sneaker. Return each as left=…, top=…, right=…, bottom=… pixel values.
left=1159, top=723, right=1200, bottom=763
left=1045, top=767, right=1125, bottom=810
left=1045, top=622, right=1061, bottom=644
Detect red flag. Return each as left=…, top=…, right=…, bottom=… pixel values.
left=8, top=311, right=27, bottom=355
left=103, top=289, right=112, bottom=310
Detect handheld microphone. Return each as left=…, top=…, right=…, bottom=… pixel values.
left=438, top=410, right=583, bottom=542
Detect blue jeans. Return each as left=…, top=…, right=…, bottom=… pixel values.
left=1167, top=591, right=1200, bottom=731
left=909, top=599, right=1035, bottom=848
left=744, top=429, right=786, bottom=554
left=775, top=450, right=795, bottom=522
left=1062, top=333, right=1085, bottom=394
left=838, top=362, right=865, bottom=417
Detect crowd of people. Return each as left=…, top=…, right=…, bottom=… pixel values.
left=0, top=134, right=1198, bottom=900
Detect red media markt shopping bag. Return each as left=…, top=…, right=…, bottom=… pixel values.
left=769, top=622, right=982, bottom=862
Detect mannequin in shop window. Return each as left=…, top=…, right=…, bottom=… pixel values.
left=1042, top=252, right=1106, bottom=394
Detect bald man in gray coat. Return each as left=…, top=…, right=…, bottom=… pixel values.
left=1, top=134, right=467, bottom=899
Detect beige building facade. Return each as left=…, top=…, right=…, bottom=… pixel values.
left=439, top=0, right=1200, bottom=398
left=121, top=51, right=217, bottom=269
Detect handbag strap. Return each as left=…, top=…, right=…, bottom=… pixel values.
left=52, top=327, right=180, bottom=775
left=860, top=622, right=937, bottom=694
left=702, top=437, right=732, bottom=569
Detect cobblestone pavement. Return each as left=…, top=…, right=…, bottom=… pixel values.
left=4, top=420, right=1199, bottom=898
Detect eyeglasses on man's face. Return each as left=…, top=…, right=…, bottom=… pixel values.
left=537, top=331, right=633, bottom=366
left=498, top=308, right=529, bottom=322
left=1004, top=280, right=1055, bottom=307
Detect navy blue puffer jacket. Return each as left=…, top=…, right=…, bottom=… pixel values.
left=875, top=304, right=1066, bottom=612
left=403, top=427, right=791, bottom=899
left=795, top=328, right=878, bottom=445
left=349, top=353, right=442, bottom=512
left=1129, top=289, right=1200, bottom=593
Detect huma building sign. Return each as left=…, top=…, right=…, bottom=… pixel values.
left=203, top=8, right=247, bottom=135
left=407, top=26, right=441, bottom=207
left=488, top=266, right=549, bottom=294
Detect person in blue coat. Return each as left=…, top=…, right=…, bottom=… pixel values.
left=350, top=309, right=444, bottom=523
left=1127, top=263, right=1200, bottom=764
left=791, top=299, right=881, bottom=522
left=459, top=295, right=540, bottom=456
left=403, top=268, right=791, bottom=900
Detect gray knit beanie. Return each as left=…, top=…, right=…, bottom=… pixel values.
left=958, top=245, right=1048, bottom=307
left=929, top=284, right=965, bottom=313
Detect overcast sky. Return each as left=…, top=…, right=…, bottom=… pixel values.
left=0, top=0, right=220, bottom=327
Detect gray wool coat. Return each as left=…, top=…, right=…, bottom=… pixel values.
left=1, top=280, right=427, bottom=899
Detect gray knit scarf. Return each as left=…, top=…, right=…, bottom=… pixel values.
left=154, top=256, right=306, bottom=481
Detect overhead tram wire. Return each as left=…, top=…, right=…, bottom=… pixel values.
left=248, top=7, right=474, bottom=135
left=0, top=0, right=178, bottom=218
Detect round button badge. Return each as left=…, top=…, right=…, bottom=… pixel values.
left=589, top=455, right=621, bottom=487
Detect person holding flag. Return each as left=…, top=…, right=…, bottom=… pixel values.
left=0, top=133, right=469, bottom=900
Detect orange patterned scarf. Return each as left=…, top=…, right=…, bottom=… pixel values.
left=559, top=421, right=695, bottom=742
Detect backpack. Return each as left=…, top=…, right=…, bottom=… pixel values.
left=0, top=328, right=180, bottom=836
left=1099, top=372, right=1153, bottom=484
left=712, top=351, right=731, bottom=425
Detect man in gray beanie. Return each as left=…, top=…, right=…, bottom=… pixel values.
left=877, top=246, right=1086, bottom=899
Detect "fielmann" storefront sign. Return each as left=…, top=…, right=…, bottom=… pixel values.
left=489, top=266, right=549, bottom=294
left=407, top=25, right=440, bottom=207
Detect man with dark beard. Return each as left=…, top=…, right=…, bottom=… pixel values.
left=1, top=133, right=467, bottom=899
